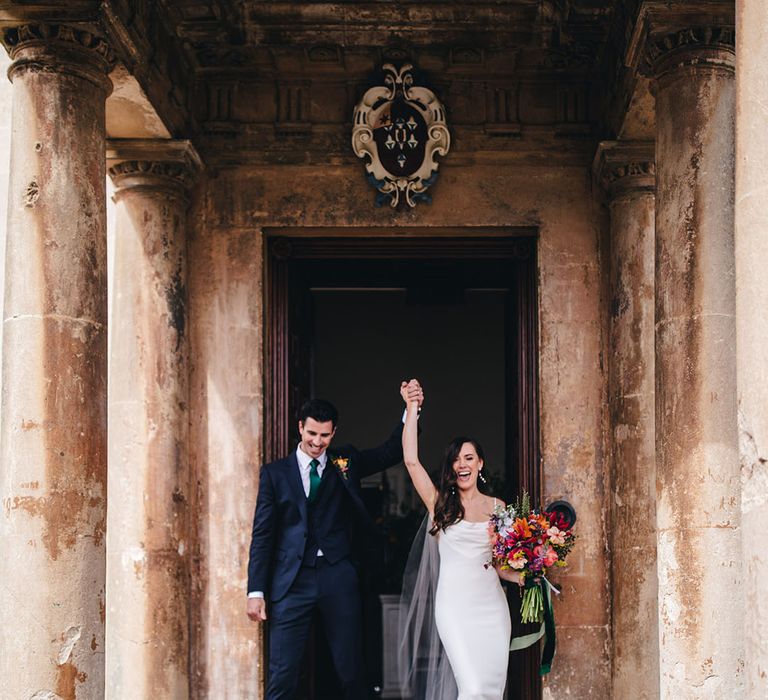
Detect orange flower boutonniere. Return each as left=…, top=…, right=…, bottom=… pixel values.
left=331, top=456, right=350, bottom=480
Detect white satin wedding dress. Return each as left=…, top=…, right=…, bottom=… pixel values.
left=434, top=518, right=511, bottom=700
left=398, top=512, right=511, bottom=700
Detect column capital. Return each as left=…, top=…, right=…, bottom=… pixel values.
left=1, top=23, right=115, bottom=92
left=625, top=1, right=735, bottom=81
left=107, top=139, right=203, bottom=200
left=593, top=141, right=655, bottom=200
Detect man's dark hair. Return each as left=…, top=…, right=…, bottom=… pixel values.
left=298, top=399, right=339, bottom=428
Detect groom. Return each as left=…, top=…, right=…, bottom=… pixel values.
left=247, top=382, right=424, bottom=699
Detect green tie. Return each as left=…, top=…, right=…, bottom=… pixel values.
left=308, top=459, right=321, bottom=503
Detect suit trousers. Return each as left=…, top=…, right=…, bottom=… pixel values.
left=266, top=557, right=367, bottom=700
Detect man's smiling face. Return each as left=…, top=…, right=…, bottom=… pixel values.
left=298, top=417, right=337, bottom=459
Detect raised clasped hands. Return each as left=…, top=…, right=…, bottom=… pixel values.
left=400, top=378, right=424, bottom=407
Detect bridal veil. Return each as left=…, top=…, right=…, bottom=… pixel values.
left=397, top=515, right=458, bottom=700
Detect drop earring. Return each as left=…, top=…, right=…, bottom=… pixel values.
left=478, top=470, right=487, bottom=484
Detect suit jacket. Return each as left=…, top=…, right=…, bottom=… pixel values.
left=247, top=422, right=405, bottom=602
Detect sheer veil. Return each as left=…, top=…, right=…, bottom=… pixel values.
left=397, top=514, right=458, bottom=700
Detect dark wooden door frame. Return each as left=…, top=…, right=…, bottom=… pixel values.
left=264, top=230, right=542, bottom=700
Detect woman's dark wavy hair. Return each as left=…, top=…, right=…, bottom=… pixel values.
left=430, top=436, right=489, bottom=536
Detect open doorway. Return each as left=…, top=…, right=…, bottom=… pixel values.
left=264, top=232, right=541, bottom=699
left=314, top=285, right=507, bottom=508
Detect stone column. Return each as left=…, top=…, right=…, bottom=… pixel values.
left=735, top=2, right=768, bottom=696
left=595, top=142, right=658, bottom=700
left=0, top=24, right=113, bottom=699
left=106, top=141, right=200, bottom=699
left=643, top=17, right=741, bottom=698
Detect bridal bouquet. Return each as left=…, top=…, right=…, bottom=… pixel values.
left=487, top=492, right=576, bottom=624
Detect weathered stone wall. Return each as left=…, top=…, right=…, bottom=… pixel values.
left=188, top=156, right=610, bottom=698
left=188, top=200, right=266, bottom=698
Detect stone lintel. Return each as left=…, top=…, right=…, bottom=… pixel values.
left=625, top=0, right=735, bottom=77
left=108, top=138, right=203, bottom=196
left=593, top=140, right=655, bottom=200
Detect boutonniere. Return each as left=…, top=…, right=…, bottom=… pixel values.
left=331, top=455, right=351, bottom=480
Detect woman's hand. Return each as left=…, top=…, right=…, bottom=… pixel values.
left=495, top=564, right=524, bottom=586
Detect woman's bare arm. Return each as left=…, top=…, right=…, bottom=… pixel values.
left=401, top=383, right=438, bottom=513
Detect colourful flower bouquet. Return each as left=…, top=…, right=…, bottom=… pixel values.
left=487, top=492, right=576, bottom=624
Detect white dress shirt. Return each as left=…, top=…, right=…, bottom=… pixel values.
left=296, top=445, right=328, bottom=496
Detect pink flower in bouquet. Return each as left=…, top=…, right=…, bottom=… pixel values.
left=546, top=526, right=566, bottom=545
left=534, top=544, right=559, bottom=567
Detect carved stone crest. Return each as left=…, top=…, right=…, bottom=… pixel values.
left=352, top=64, right=450, bottom=208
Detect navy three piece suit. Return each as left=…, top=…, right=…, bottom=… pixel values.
left=247, top=423, right=405, bottom=700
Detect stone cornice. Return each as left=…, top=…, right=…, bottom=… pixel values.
left=625, top=1, right=735, bottom=77
left=593, top=140, right=655, bottom=199
left=0, top=2, right=98, bottom=26
left=1, top=22, right=115, bottom=91
left=107, top=139, right=203, bottom=197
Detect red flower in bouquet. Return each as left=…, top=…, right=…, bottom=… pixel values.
left=533, top=544, right=559, bottom=568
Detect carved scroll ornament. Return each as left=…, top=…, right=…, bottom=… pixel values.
left=352, top=64, right=450, bottom=208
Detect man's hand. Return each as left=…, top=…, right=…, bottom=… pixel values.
left=401, top=378, right=424, bottom=407
left=247, top=597, right=268, bottom=622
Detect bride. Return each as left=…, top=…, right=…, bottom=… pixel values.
left=397, top=381, right=515, bottom=700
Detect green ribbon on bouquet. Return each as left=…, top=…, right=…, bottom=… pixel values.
left=509, top=580, right=557, bottom=675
